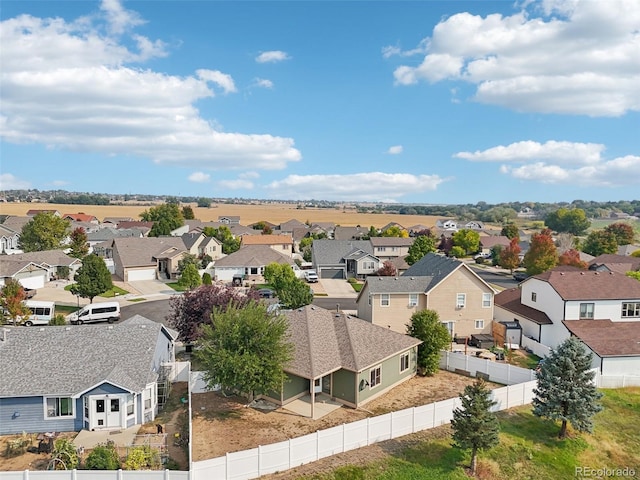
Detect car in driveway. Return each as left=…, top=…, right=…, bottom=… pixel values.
left=304, top=270, right=319, bottom=283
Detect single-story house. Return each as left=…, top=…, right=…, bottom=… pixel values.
left=0, top=260, right=49, bottom=290
left=212, top=245, right=296, bottom=282
left=0, top=316, right=177, bottom=435
left=107, top=237, right=186, bottom=281
left=563, top=320, right=640, bottom=376
left=262, top=306, right=421, bottom=417
left=7, top=250, right=82, bottom=281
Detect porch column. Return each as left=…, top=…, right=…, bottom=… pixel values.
left=310, top=379, right=315, bottom=419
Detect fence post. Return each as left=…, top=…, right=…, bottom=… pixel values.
left=258, top=445, right=262, bottom=477
left=507, top=364, right=511, bottom=385
left=390, top=411, right=394, bottom=439
left=316, top=431, right=320, bottom=461
left=412, top=406, right=416, bottom=434
left=288, top=439, right=291, bottom=470
left=433, top=401, right=437, bottom=427
left=342, top=424, right=346, bottom=453
left=366, top=418, right=370, bottom=446
left=226, top=452, right=230, bottom=480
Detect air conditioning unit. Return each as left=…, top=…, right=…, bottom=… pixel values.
left=456, top=304, right=465, bottom=309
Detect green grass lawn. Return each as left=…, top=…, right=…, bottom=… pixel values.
left=305, top=387, right=640, bottom=480
left=167, top=282, right=189, bottom=292
left=64, top=284, right=129, bottom=297
left=54, top=305, right=80, bottom=315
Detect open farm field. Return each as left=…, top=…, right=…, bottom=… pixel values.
left=0, top=202, right=445, bottom=229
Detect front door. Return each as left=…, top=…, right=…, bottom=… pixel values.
left=90, top=396, right=123, bottom=430
left=322, top=375, right=331, bottom=394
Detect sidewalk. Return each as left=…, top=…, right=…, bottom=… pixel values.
left=31, top=279, right=175, bottom=307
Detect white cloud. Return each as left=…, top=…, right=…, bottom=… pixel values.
left=196, top=69, right=237, bottom=94
left=387, top=145, right=403, bottom=155
left=255, top=50, right=291, bottom=63
left=455, top=140, right=605, bottom=165
left=266, top=172, right=447, bottom=202
left=254, top=78, right=274, bottom=89
left=0, top=3, right=301, bottom=171
left=188, top=172, right=210, bottom=183
left=0, top=173, right=30, bottom=190
left=100, top=0, right=144, bottom=35
left=392, top=0, right=640, bottom=116
left=218, top=179, right=254, bottom=190
left=501, top=155, right=640, bottom=186
left=239, top=171, right=260, bottom=179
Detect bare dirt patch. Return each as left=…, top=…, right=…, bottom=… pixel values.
left=191, top=371, right=500, bottom=462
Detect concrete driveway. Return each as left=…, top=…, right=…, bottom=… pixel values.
left=317, top=279, right=357, bottom=298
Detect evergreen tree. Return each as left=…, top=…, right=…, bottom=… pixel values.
left=405, top=235, right=436, bottom=265
left=19, top=212, right=70, bottom=252
left=202, top=272, right=212, bottom=285
left=523, top=228, right=557, bottom=275
left=68, top=227, right=89, bottom=259
left=406, top=309, right=451, bottom=376
left=196, top=302, right=294, bottom=402
left=179, top=263, right=202, bottom=290
left=451, top=379, right=500, bottom=475
left=532, top=336, right=603, bottom=439
left=69, top=254, right=113, bottom=303
left=181, top=205, right=195, bottom=220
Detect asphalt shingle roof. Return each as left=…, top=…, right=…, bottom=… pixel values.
left=213, top=245, right=294, bottom=267
left=283, top=306, right=421, bottom=379
left=494, top=288, right=553, bottom=325
left=111, top=237, right=185, bottom=267
left=403, top=252, right=461, bottom=285
left=312, top=240, right=373, bottom=266
left=0, top=316, right=176, bottom=398
left=365, top=276, right=435, bottom=294
left=534, top=269, right=640, bottom=300
left=563, top=320, right=640, bottom=357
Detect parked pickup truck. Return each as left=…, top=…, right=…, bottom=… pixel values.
left=304, top=270, right=319, bottom=283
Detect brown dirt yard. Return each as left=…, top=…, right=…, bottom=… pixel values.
left=191, top=371, right=500, bottom=463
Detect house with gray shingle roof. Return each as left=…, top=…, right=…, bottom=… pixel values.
left=0, top=223, right=20, bottom=254
left=107, top=237, right=185, bottom=281
left=495, top=267, right=640, bottom=352
left=261, top=305, right=421, bottom=416
left=0, top=316, right=177, bottom=435
left=0, top=259, right=49, bottom=290
left=311, top=239, right=379, bottom=279
left=4, top=250, right=82, bottom=283
left=357, top=253, right=495, bottom=338
left=212, top=245, right=297, bottom=283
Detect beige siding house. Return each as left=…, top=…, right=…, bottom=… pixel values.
left=241, top=234, right=294, bottom=257
left=357, top=253, right=495, bottom=339
left=369, top=237, right=414, bottom=262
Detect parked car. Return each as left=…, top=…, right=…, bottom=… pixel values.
left=24, top=288, right=37, bottom=299
left=304, top=270, right=319, bottom=283
left=258, top=288, right=275, bottom=298
left=513, top=272, right=529, bottom=282
left=474, top=252, right=492, bottom=260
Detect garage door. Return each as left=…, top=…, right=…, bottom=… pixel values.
left=17, top=274, right=46, bottom=290
left=126, top=268, right=156, bottom=281
left=320, top=268, right=344, bottom=279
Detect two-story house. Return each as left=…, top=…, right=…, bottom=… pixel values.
left=495, top=268, right=640, bottom=366
left=312, top=240, right=380, bottom=279
left=241, top=234, right=294, bottom=257
left=356, top=253, right=495, bottom=338
left=369, top=237, right=414, bottom=262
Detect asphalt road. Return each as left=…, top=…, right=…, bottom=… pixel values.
left=468, top=266, right=519, bottom=290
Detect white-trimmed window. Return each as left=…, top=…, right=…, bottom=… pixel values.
left=622, top=302, right=640, bottom=318
left=475, top=320, right=484, bottom=329
left=456, top=293, right=466, bottom=309
left=126, top=394, right=135, bottom=416
left=144, top=387, right=152, bottom=410
left=531, top=292, right=537, bottom=302
left=380, top=294, right=390, bottom=307
left=45, top=397, right=73, bottom=418
left=400, top=352, right=410, bottom=373
left=369, top=365, right=382, bottom=388
left=441, top=321, right=454, bottom=337
left=482, top=293, right=492, bottom=308
left=409, top=294, right=418, bottom=307
left=579, top=303, right=595, bottom=319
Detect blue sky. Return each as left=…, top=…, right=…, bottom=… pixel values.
left=1, top=0, right=638, bottom=204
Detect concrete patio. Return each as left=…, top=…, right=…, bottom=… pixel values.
left=282, top=394, right=343, bottom=420
left=73, top=425, right=140, bottom=449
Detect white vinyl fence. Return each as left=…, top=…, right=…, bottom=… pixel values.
left=191, top=367, right=538, bottom=480
left=521, top=336, right=552, bottom=358
left=594, top=373, right=640, bottom=388
left=439, top=351, right=537, bottom=385
left=0, top=471, right=189, bottom=480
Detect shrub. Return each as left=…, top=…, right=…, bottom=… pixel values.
left=84, top=442, right=120, bottom=470
left=49, top=313, right=67, bottom=326
left=202, top=272, right=212, bottom=285
left=122, top=445, right=161, bottom=470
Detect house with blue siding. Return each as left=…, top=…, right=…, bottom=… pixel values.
left=0, top=316, right=177, bottom=435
